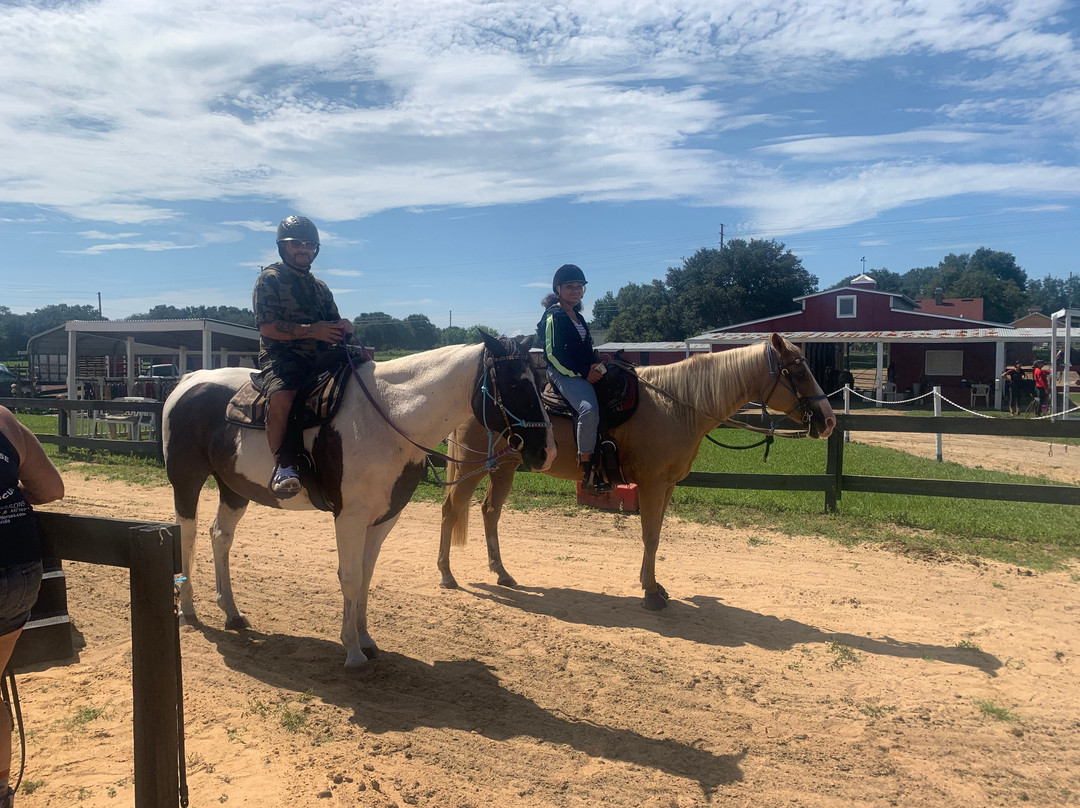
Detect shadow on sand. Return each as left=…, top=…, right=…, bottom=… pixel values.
left=465, top=583, right=1002, bottom=675
left=194, top=623, right=745, bottom=793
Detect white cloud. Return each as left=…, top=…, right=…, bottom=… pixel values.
left=0, top=0, right=1076, bottom=233
left=62, top=241, right=197, bottom=255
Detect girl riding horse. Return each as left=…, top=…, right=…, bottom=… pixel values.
left=537, top=263, right=612, bottom=494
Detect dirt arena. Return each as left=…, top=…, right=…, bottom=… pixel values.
left=13, top=433, right=1080, bottom=807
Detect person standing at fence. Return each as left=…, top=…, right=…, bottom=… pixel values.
left=253, top=215, right=354, bottom=498
left=0, top=405, right=64, bottom=808
left=1001, top=361, right=1026, bottom=416
left=1033, top=360, right=1050, bottom=413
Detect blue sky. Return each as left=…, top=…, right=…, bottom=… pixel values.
left=3, top=0, right=1079, bottom=336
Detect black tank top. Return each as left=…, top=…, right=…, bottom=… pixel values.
left=0, top=430, right=42, bottom=567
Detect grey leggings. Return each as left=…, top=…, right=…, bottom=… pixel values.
left=548, top=367, right=599, bottom=456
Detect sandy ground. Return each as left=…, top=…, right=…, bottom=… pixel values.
left=11, top=434, right=1080, bottom=808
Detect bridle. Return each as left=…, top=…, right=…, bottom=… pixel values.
left=474, top=348, right=553, bottom=454
left=345, top=340, right=550, bottom=478
left=755, top=342, right=830, bottom=432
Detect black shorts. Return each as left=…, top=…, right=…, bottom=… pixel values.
left=257, top=352, right=317, bottom=396
left=0, top=560, right=42, bottom=636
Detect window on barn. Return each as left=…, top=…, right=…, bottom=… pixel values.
left=925, top=350, right=964, bottom=376
left=837, top=295, right=857, bottom=318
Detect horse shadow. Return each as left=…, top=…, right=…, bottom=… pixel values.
left=193, top=623, right=745, bottom=792
left=466, top=584, right=1003, bottom=676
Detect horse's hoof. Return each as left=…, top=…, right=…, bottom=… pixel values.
left=178, top=612, right=199, bottom=628
left=224, top=614, right=251, bottom=630
left=361, top=644, right=379, bottom=660
left=439, top=576, right=459, bottom=590
left=641, top=590, right=669, bottom=611
left=496, top=573, right=518, bottom=587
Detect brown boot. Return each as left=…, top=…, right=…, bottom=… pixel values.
left=580, top=460, right=612, bottom=495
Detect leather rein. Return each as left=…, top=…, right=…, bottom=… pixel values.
left=624, top=342, right=827, bottom=459
left=345, top=341, right=550, bottom=478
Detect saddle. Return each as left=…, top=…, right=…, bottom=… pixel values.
left=226, top=344, right=369, bottom=511
left=533, top=351, right=639, bottom=485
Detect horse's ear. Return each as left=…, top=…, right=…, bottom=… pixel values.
left=519, top=334, right=535, bottom=352
left=480, top=330, right=505, bottom=355
left=769, top=332, right=787, bottom=354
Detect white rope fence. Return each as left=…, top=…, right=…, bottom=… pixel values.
left=826, top=384, right=1078, bottom=461
left=829, top=385, right=1080, bottom=420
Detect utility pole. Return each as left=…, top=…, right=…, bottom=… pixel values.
left=719, top=224, right=725, bottom=250
left=860, top=256, right=866, bottom=274
left=449, top=310, right=452, bottom=329
left=97, top=292, right=102, bottom=316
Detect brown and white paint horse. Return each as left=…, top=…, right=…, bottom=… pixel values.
left=439, top=334, right=835, bottom=610
left=163, top=334, right=554, bottom=668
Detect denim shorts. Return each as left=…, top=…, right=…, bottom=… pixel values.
left=0, top=560, right=43, bottom=636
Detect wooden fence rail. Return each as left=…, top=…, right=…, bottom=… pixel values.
left=34, top=513, right=183, bottom=808
left=684, top=413, right=1080, bottom=512
left=0, top=397, right=164, bottom=460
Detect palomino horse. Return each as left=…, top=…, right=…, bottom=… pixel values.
left=163, top=334, right=554, bottom=668
left=439, top=334, right=836, bottom=610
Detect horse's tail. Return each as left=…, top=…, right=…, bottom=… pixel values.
left=445, top=425, right=472, bottom=548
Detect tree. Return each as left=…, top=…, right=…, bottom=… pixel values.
left=1026, top=274, right=1080, bottom=317
left=605, top=280, right=681, bottom=341
left=353, top=312, right=414, bottom=350
left=404, top=314, right=439, bottom=351
left=916, top=248, right=1028, bottom=322
left=439, top=326, right=469, bottom=346
left=591, top=291, right=619, bottom=330
left=666, top=239, right=817, bottom=335
left=126, top=304, right=256, bottom=326
left=464, top=324, right=502, bottom=343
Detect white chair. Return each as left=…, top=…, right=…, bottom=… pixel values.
left=882, top=382, right=898, bottom=403
left=970, top=383, right=991, bottom=408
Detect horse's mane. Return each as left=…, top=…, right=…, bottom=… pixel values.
left=635, top=341, right=769, bottom=424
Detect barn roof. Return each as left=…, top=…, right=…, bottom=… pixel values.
left=687, top=327, right=1054, bottom=345
left=28, top=318, right=260, bottom=356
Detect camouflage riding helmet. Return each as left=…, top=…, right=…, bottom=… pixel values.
left=552, top=263, right=587, bottom=294
left=276, top=215, right=321, bottom=264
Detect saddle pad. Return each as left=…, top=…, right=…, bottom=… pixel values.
left=226, top=360, right=353, bottom=430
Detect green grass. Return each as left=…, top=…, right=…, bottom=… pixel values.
left=19, top=411, right=1079, bottom=569
left=415, top=429, right=1080, bottom=569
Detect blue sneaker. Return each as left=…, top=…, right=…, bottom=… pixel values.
left=270, top=462, right=301, bottom=498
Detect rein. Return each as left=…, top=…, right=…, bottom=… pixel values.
left=345, top=341, right=545, bottom=476
left=622, top=342, right=826, bottom=452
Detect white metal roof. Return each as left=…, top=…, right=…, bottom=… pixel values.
left=687, top=327, right=1057, bottom=345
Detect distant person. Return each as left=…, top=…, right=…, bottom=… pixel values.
left=252, top=215, right=354, bottom=497
left=537, top=264, right=612, bottom=494
left=1033, top=360, right=1050, bottom=413
left=0, top=405, right=64, bottom=808
left=1001, top=362, right=1025, bottom=416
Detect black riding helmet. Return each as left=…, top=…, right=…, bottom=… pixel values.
left=552, top=263, right=587, bottom=293
left=276, top=215, right=321, bottom=264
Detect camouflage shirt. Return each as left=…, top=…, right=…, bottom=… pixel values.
left=253, top=262, right=341, bottom=363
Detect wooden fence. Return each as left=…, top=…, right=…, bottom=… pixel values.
left=34, top=513, right=183, bottom=807
left=678, top=413, right=1080, bottom=511
left=0, top=397, right=164, bottom=460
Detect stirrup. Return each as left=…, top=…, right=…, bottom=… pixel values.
left=581, top=462, right=613, bottom=495
left=270, top=462, right=301, bottom=498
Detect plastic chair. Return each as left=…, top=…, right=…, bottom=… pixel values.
left=970, top=383, right=990, bottom=408
left=882, top=382, right=897, bottom=403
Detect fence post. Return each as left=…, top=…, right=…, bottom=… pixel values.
left=128, top=524, right=180, bottom=808
left=824, top=426, right=843, bottom=513
left=934, top=386, right=943, bottom=462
